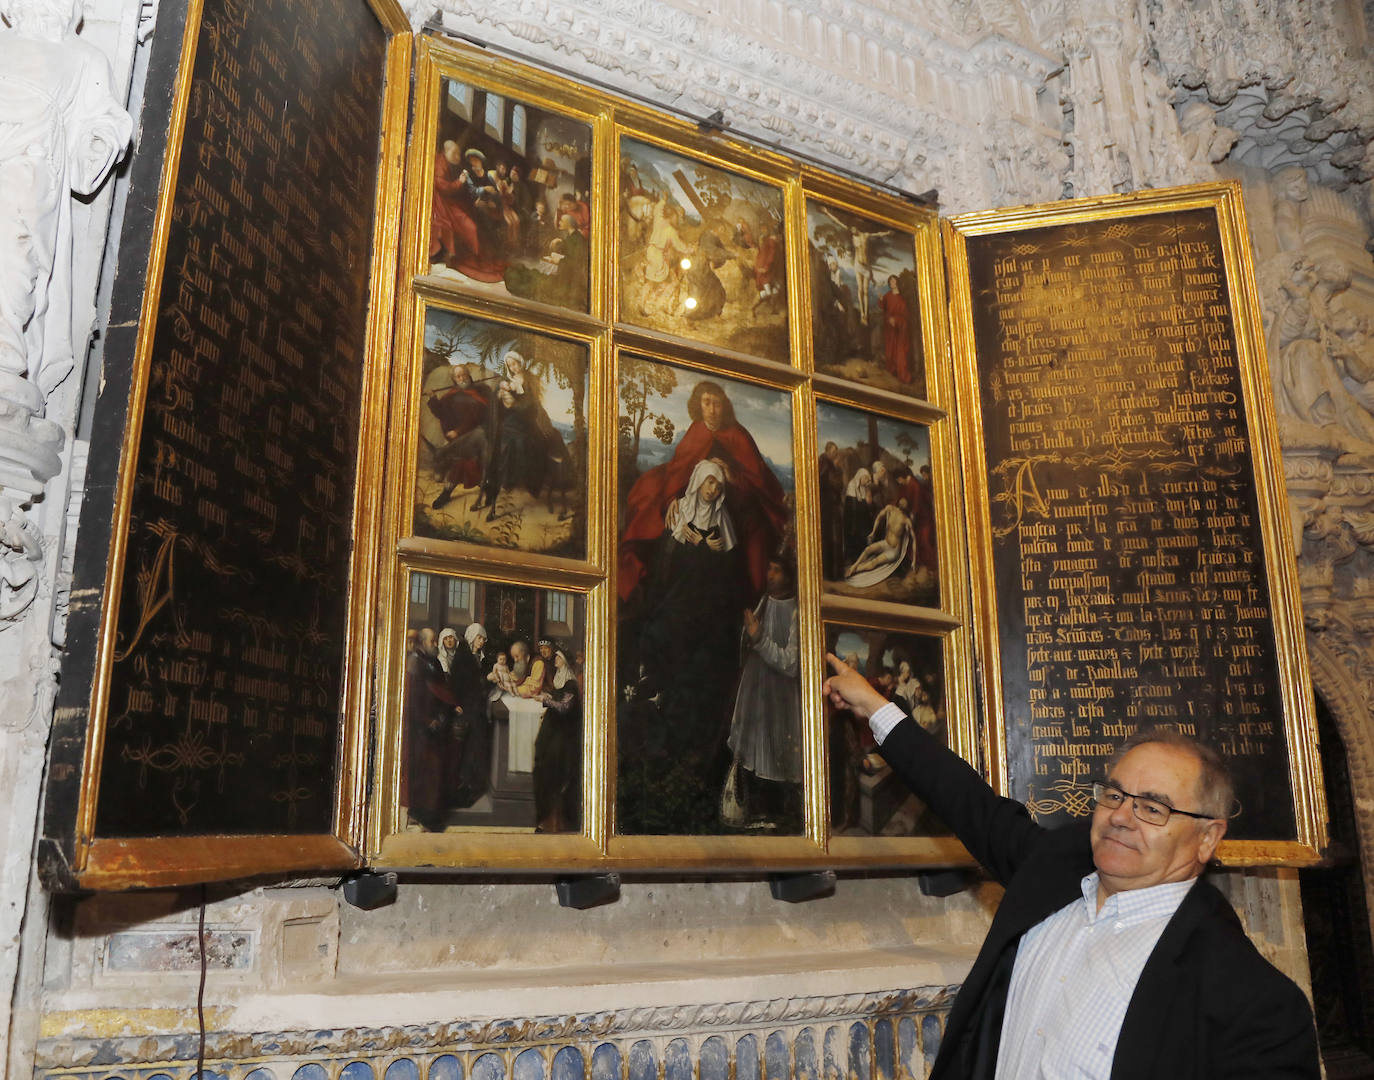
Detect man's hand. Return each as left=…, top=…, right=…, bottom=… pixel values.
left=743, top=607, right=760, bottom=640
left=823, top=653, right=889, bottom=720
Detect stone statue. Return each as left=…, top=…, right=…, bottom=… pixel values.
left=1272, top=254, right=1374, bottom=446
left=0, top=0, right=132, bottom=401
left=1176, top=100, right=1238, bottom=181
left=1270, top=165, right=1310, bottom=253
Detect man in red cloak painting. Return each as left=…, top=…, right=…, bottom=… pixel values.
left=618, top=380, right=788, bottom=606
left=430, top=142, right=506, bottom=283
left=880, top=273, right=911, bottom=384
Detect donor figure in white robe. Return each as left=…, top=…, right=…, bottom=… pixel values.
left=723, top=554, right=801, bottom=827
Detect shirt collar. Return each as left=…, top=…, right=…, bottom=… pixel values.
left=1079, top=872, right=1197, bottom=925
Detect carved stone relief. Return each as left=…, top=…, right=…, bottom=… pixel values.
left=1236, top=159, right=1374, bottom=937
left=0, top=0, right=131, bottom=625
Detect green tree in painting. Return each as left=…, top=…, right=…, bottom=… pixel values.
left=618, top=356, right=678, bottom=465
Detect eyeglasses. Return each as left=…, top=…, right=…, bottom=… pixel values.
left=1091, top=782, right=1217, bottom=826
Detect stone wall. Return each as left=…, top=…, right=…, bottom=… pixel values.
left=5, top=1, right=1372, bottom=1078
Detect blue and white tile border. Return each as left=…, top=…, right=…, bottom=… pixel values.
left=36, top=985, right=957, bottom=1080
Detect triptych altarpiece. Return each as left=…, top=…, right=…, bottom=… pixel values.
left=39, top=0, right=1326, bottom=889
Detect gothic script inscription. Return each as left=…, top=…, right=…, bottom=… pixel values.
left=967, top=209, right=1295, bottom=840
left=94, top=0, right=388, bottom=836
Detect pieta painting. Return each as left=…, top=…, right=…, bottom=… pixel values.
left=615, top=358, right=800, bottom=835
left=412, top=307, right=589, bottom=559
left=618, top=137, right=790, bottom=363
left=401, top=569, right=585, bottom=834
left=428, top=74, right=593, bottom=311
left=807, top=199, right=925, bottom=399
left=816, top=400, right=939, bottom=607
left=825, top=623, right=949, bottom=838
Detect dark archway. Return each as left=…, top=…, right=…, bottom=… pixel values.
left=1301, top=695, right=1374, bottom=1078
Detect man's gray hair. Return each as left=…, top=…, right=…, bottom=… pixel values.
left=1108, top=727, right=1236, bottom=820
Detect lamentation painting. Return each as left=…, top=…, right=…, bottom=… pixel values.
left=618, top=138, right=789, bottom=363
left=615, top=358, right=799, bottom=835
left=428, top=76, right=592, bottom=311
left=401, top=570, right=585, bottom=833
left=807, top=199, right=925, bottom=399
left=816, top=401, right=939, bottom=607
left=413, top=309, right=588, bottom=559
left=825, top=624, right=949, bottom=838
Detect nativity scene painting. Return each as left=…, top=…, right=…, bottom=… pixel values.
left=413, top=309, right=589, bottom=559
left=428, top=75, right=592, bottom=311
left=400, top=570, right=586, bottom=834
left=825, top=623, right=949, bottom=838
left=618, top=138, right=790, bottom=364
left=807, top=199, right=925, bottom=400
left=816, top=400, right=939, bottom=608
left=614, top=359, right=801, bottom=835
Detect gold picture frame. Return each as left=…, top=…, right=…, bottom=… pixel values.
left=945, top=182, right=1326, bottom=864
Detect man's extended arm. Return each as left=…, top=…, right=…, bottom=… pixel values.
left=825, top=654, right=1043, bottom=885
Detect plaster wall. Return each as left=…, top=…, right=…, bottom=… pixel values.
left=4, top=0, right=1372, bottom=1077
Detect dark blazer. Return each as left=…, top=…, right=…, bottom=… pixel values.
left=878, top=716, right=1320, bottom=1080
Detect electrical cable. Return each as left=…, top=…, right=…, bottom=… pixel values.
left=196, top=885, right=208, bottom=1080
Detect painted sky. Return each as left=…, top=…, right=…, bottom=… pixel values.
left=806, top=200, right=916, bottom=310
left=816, top=400, right=930, bottom=470
left=625, top=360, right=795, bottom=481
left=621, top=137, right=783, bottom=227
left=424, top=310, right=580, bottom=425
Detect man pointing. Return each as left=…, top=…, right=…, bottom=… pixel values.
left=823, top=654, right=1319, bottom=1080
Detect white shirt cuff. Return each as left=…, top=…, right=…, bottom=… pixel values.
left=869, top=701, right=906, bottom=745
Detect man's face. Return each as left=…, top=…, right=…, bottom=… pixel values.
left=539, top=642, right=553, bottom=660
left=700, top=391, right=726, bottom=431
left=443, top=142, right=462, bottom=165
left=765, top=561, right=786, bottom=594
left=420, top=629, right=438, bottom=656
left=511, top=642, right=527, bottom=661
left=1090, top=743, right=1224, bottom=898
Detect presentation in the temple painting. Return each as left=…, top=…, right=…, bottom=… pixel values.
left=411, top=307, right=590, bottom=559
left=399, top=570, right=585, bottom=835
left=807, top=199, right=926, bottom=400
